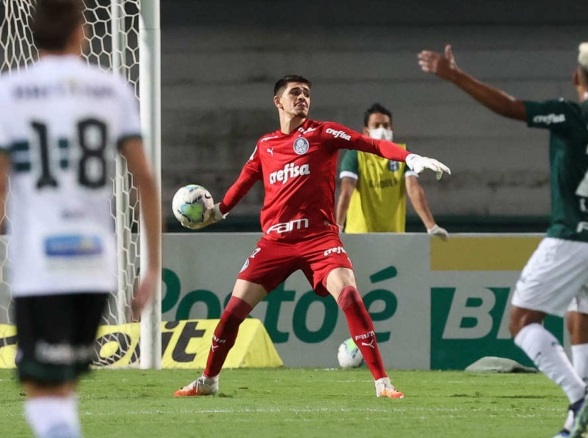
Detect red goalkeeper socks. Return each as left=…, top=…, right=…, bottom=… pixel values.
left=337, top=286, right=387, bottom=380
left=204, top=296, right=252, bottom=378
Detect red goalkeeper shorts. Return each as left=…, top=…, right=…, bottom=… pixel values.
left=237, top=230, right=353, bottom=296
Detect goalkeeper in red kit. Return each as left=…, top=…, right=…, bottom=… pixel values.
left=174, top=75, right=450, bottom=399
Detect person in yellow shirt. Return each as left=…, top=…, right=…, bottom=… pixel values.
left=336, top=103, right=448, bottom=238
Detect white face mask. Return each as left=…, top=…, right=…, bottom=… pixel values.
left=368, top=127, right=393, bottom=141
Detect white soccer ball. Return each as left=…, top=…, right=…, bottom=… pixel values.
left=172, top=184, right=214, bottom=229
left=337, top=338, right=364, bottom=368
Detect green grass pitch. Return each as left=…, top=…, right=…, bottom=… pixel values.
left=0, top=368, right=570, bottom=437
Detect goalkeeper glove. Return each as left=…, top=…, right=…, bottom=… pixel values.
left=427, top=224, right=449, bottom=241
left=183, top=203, right=226, bottom=230
left=205, top=203, right=226, bottom=223
left=406, top=154, right=451, bottom=180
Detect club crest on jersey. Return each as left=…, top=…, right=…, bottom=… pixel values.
left=388, top=160, right=399, bottom=171
left=293, top=137, right=310, bottom=155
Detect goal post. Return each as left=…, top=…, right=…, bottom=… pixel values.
left=138, top=0, right=162, bottom=370
left=0, top=0, right=162, bottom=369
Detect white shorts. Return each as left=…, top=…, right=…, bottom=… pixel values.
left=511, top=237, right=588, bottom=317
left=567, top=285, right=588, bottom=313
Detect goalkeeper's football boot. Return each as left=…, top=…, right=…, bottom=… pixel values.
left=553, top=397, right=585, bottom=438
left=375, top=377, right=404, bottom=399
left=174, top=376, right=218, bottom=397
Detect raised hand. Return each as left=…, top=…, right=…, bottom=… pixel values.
left=418, top=44, right=460, bottom=80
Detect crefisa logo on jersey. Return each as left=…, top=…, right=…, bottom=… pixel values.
left=293, top=137, right=309, bottom=155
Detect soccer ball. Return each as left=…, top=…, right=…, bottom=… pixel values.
left=172, top=184, right=214, bottom=228
left=337, top=338, right=364, bottom=368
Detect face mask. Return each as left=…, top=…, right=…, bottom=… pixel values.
left=368, top=127, right=393, bottom=141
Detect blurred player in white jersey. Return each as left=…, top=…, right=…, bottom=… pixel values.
left=0, top=1, right=160, bottom=436
left=174, top=74, right=450, bottom=399
left=419, top=43, right=588, bottom=438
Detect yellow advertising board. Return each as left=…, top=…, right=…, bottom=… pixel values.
left=0, top=319, right=283, bottom=369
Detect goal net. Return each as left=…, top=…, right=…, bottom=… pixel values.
left=0, top=0, right=160, bottom=369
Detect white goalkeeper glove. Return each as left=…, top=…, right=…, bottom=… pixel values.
left=406, top=154, right=451, bottom=180
left=183, top=203, right=226, bottom=230
left=205, top=203, right=226, bottom=223
left=427, top=224, right=449, bottom=241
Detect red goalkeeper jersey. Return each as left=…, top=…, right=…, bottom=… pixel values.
left=219, top=119, right=410, bottom=241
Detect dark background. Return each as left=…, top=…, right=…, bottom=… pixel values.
left=156, top=0, right=587, bottom=232
left=4, top=1, right=585, bottom=233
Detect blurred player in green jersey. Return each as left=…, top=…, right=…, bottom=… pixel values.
left=419, top=43, right=588, bottom=438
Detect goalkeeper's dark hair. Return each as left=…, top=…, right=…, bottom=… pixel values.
left=363, top=103, right=392, bottom=127
left=32, top=0, right=84, bottom=51
left=273, top=75, right=312, bottom=97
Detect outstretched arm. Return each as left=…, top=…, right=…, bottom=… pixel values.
left=405, top=175, right=448, bottom=240
left=418, top=45, right=526, bottom=121
left=351, top=136, right=451, bottom=180
left=219, top=165, right=260, bottom=214
left=190, top=147, right=262, bottom=230
left=324, top=122, right=451, bottom=180
left=191, top=164, right=260, bottom=230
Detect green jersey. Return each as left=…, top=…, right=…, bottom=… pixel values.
left=524, top=99, right=588, bottom=242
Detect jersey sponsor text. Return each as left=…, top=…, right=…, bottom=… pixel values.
left=14, top=83, right=115, bottom=100
left=533, top=113, right=565, bottom=125
left=323, top=246, right=347, bottom=256
left=325, top=128, right=351, bottom=141
left=268, top=162, right=310, bottom=185
left=266, top=218, right=310, bottom=234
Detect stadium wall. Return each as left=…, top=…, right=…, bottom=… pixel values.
left=0, top=232, right=568, bottom=369
left=159, top=0, right=586, bottom=227
left=162, top=232, right=565, bottom=370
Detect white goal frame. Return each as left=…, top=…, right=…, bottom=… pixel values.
left=137, top=0, right=162, bottom=370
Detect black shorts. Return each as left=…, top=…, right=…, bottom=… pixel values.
left=15, top=292, right=109, bottom=385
